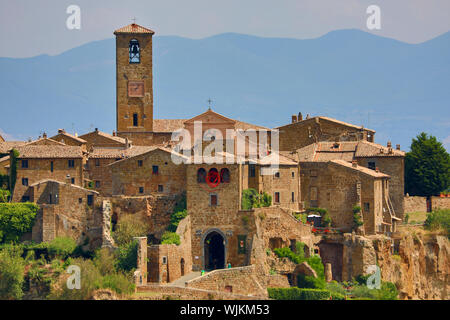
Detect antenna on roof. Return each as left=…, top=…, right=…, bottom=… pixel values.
left=132, top=17, right=137, bottom=24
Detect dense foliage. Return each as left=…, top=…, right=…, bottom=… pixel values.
left=0, top=189, right=10, bottom=203
left=9, top=149, right=19, bottom=195
left=112, top=214, right=148, bottom=246
left=0, top=203, right=39, bottom=243
left=306, top=207, right=331, bottom=227
left=405, top=132, right=450, bottom=196
left=161, top=231, right=181, bottom=245
left=241, top=188, right=272, bottom=210
left=352, top=205, right=364, bottom=230
left=268, top=287, right=331, bottom=300
left=47, top=237, right=77, bottom=259
left=424, top=209, right=450, bottom=238
left=0, top=246, right=26, bottom=299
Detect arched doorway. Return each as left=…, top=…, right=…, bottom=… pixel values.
left=203, top=231, right=226, bottom=270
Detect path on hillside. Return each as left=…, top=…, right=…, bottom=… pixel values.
left=170, top=271, right=202, bottom=287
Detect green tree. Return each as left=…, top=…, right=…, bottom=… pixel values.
left=0, top=203, right=39, bottom=243
left=0, top=246, right=26, bottom=299
left=405, top=133, right=450, bottom=196
left=112, top=214, right=148, bottom=246
left=9, top=149, right=19, bottom=197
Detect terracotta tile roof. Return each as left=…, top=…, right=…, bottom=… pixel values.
left=330, top=160, right=390, bottom=178
left=114, top=23, right=155, bottom=35
left=355, top=140, right=405, bottom=157
left=23, top=138, right=66, bottom=147
left=152, top=119, right=187, bottom=133
left=0, top=155, right=9, bottom=162
left=235, top=120, right=271, bottom=131
left=109, top=146, right=189, bottom=166
left=51, top=131, right=87, bottom=144
left=0, top=141, right=26, bottom=154
left=30, top=179, right=99, bottom=194
left=257, top=152, right=298, bottom=166
left=15, top=145, right=83, bottom=159
left=89, top=146, right=154, bottom=159
left=79, top=130, right=128, bottom=145
left=276, top=116, right=375, bottom=133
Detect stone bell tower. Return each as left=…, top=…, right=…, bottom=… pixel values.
left=114, top=23, right=154, bottom=133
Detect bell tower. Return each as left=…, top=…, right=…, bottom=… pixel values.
left=114, top=23, right=154, bottom=133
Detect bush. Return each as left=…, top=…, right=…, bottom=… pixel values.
left=268, top=287, right=330, bottom=300
left=352, top=205, right=364, bottom=230
left=0, top=189, right=10, bottom=203
left=115, top=241, right=138, bottom=272
left=101, top=273, right=135, bottom=295
left=0, top=203, right=39, bottom=243
left=0, top=246, right=26, bottom=299
left=93, top=247, right=116, bottom=276
left=424, top=209, right=450, bottom=237
left=161, top=231, right=181, bottom=245
left=242, top=189, right=272, bottom=210
left=167, top=209, right=188, bottom=232
left=47, top=237, right=77, bottom=259
left=112, top=214, right=148, bottom=246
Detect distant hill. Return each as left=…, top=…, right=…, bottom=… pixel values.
left=0, top=29, right=449, bottom=150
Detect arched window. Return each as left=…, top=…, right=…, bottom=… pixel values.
left=208, top=168, right=219, bottom=185
left=129, top=39, right=140, bottom=63
left=220, top=168, right=230, bottom=183
left=197, top=168, right=206, bottom=183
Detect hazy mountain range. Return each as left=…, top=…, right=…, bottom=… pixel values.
left=0, top=29, right=449, bottom=151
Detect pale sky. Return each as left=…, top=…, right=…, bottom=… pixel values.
left=0, top=0, right=449, bottom=58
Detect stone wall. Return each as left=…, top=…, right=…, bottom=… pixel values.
left=431, top=196, right=450, bottom=211
left=185, top=265, right=267, bottom=297
left=86, top=158, right=115, bottom=196
left=404, top=195, right=427, bottom=213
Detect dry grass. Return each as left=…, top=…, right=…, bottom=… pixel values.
left=405, top=211, right=427, bottom=224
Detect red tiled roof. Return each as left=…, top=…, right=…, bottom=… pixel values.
left=88, top=146, right=154, bottom=159
left=15, top=145, right=83, bottom=159
left=355, top=140, right=405, bottom=157
left=330, top=159, right=390, bottom=178
left=114, top=23, right=155, bottom=35
left=0, top=141, right=26, bottom=154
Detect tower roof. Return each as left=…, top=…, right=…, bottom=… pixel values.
left=114, top=23, right=155, bottom=35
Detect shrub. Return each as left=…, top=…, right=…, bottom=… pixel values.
left=0, top=203, right=39, bottom=243
left=0, top=246, right=26, bottom=299
left=112, top=214, right=148, bottom=246
left=268, top=287, right=330, bottom=300
left=0, top=189, right=10, bottom=203
left=47, top=237, right=77, bottom=259
left=241, top=188, right=272, bottom=210
left=101, top=273, right=135, bottom=295
left=167, top=209, right=188, bottom=232
left=424, top=209, right=450, bottom=237
left=115, top=241, right=138, bottom=272
left=93, top=247, right=116, bottom=276
left=161, top=231, right=181, bottom=245
left=297, top=274, right=326, bottom=289
left=352, top=205, right=364, bottom=230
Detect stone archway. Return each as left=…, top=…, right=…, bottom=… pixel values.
left=201, top=229, right=227, bottom=270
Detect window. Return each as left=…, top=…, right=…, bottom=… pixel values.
left=274, top=171, right=280, bottom=178
left=310, top=187, right=318, bottom=208
left=71, top=178, right=75, bottom=184
left=210, top=194, right=218, bottom=206
left=139, top=187, right=144, bottom=194
left=138, top=160, right=143, bottom=167
left=87, top=195, right=93, bottom=206
left=220, top=168, right=230, bottom=183
left=22, top=178, right=28, bottom=186
left=95, top=159, right=100, bottom=167
left=48, top=194, right=53, bottom=204
left=129, top=39, right=140, bottom=63
left=249, top=164, right=256, bottom=178
left=274, top=192, right=280, bottom=203
left=78, top=198, right=82, bottom=204
left=238, top=235, right=247, bottom=254
left=292, top=192, right=295, bottom=202
left=158, top=185, right=163, bottom=192
left=292, top=171, right=295, bottom=178
left=50, top=161, right=54, bottom=172
left=162, top=256, right=167, bottom=265
left=197, top=168, right=206, bottom=183
left=368, top=162, right=376, bottom=170
left=364, top=202, right=370, bottom=213
left=68, top=159, right=75, bottom=168
left=152, top=165, right=159, bottom=174
left=208, top=168, right=219, bottom=185
left=21, top=160, right=28, bottom=168
left=22, top=196, right=30, bottom=202
left=95, top=181, right=100, bottom=188
left=133, top=113, right=138, bottom=127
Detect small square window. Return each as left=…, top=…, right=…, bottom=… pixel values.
left=152, top=165, right=159, bottom=174
left=95, top=181, right=100, bottom=188
left=68, top=160, right=75, bottom=168
left=138, top=160, right=143, bottom=167
left=78, top=198, right=82, bottom=204
left=158, top=185, right=163, bottom=192
left=21, top=160, right=28, bottom=168
left=274, top=172, right=280, bottom=178
left=71, top=178, right=75, bottom=184
left=87, top=194, right=94, bottom=206
left=22, top=196, right=30, bottom=202
left=139, top=187, right=144, bottom=194
left=210, top=194, right=218, bottom=206
left=22, top=178, right=28, bottom=186
left=368, top=162, right=376, bottom=170
left=95, top=159, right=100, bottom=167
left=162, top=256, right=167, bottom=265
left=292, top=171, right=295, bottom=178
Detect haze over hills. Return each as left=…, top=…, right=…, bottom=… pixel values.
left=0, top=29, right=449, bottom=151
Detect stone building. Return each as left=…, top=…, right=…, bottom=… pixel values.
left=51, top=129, right=87, bottom=151
left=11, top=143, right=85, bottom=202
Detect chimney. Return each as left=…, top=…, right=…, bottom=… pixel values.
left=375, top=167, right=380, bottom=173
left=58, top=129, right=65, bottom=134
left=112, top=130, right=116, bottom=136
left=352, top=160, right=358, bottom=168
left=396, top=144, right=400, bottom=150
left=42, top=132, right=47, bottom=139
left=387, top=141, right=392, bottom=148
left=298, top=112, right=303, bottom=121
left=306, top=114, right=310, bottom=119
left=95, top=128, right=98, bottom=132
left=291, top=115, right=297, bottom=123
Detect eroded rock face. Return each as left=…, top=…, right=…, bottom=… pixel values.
left=101, top=200, right=115, bottom=248
left=374, top=234, right=449, bottom=300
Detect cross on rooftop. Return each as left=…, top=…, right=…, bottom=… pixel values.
left=207, top=98, right=213, bottom=110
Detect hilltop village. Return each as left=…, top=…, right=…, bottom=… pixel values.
left=0, top=23, right=447, bottom=300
